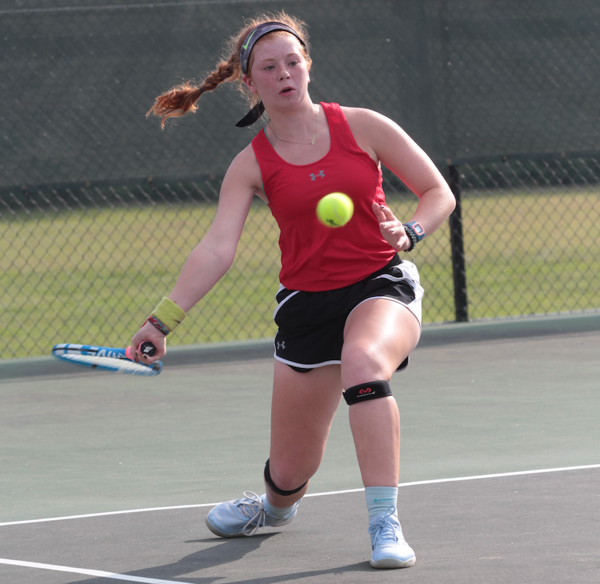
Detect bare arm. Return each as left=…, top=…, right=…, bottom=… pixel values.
left=169, top=154, right=258, bottom=311
left=344, top=107, right=456, bottom=251
left=131, top=145, right=263, bottom=360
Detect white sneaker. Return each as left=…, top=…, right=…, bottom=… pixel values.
left=206, top=491, right=299, bottom=538
left=368, top=507, right=416, bottom=568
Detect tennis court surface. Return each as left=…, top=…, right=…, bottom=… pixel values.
left=1, top=313, right=599, bottom=583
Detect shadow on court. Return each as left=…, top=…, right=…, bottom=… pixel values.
left=1, top=313, right=599, bottom=583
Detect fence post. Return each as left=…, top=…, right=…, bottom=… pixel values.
left=446, top=165, right=469, bottom=322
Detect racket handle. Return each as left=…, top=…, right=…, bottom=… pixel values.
left=125, top=341, right=157, bottom=360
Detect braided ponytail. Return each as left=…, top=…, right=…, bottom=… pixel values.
left=147, top=55, right=239, bottom=128
left=147, top=11, right=310, bottom=128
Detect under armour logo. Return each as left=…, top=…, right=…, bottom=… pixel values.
left=276, top=341, right=286, bottom=350
left=310, top=171, right=325, bottom=180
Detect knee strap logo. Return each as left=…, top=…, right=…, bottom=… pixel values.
left=343, top=380, right=392, bottom=405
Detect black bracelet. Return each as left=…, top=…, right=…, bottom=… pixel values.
left=403, top=225, right=418, bottom=252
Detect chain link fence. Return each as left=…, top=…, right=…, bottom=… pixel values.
left=449, top=156, right=600, bottom=322
left=2, top=0, right=599, bottom=359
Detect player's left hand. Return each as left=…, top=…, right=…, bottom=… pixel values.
left=372, top=203, right=411, bottom=252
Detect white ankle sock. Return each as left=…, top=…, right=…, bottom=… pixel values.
left=365, top=486, right=398, bottom=519
left=263, top=497, right=297, bottom=520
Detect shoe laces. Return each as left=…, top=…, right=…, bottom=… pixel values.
left=235, top=491, right=267, bottom=536
left=368, top=506, right=401, bottom=546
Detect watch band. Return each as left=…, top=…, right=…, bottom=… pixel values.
left=402, top=221, right=425, bottom=252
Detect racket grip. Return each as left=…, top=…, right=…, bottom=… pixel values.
left=125, top=341, right=157, bottom=360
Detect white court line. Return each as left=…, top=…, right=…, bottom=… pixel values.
left=0, top=558, right=194, bottom=584
left=306, top=463, right=600, bottom=497
left=1, top=463, right=598, bottom=528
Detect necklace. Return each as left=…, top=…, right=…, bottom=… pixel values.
left=268, top=106, right=318, bottom=146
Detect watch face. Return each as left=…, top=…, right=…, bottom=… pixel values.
left=409, top=221, right=425, bottom=238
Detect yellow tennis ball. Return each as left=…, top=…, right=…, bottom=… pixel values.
left=316, top=193, right=354, bottom=228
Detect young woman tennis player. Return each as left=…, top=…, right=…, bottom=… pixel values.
left=132, top=12, right=455, bottom=569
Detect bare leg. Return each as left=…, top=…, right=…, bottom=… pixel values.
left=267, top=360, right=343, bottom=507
left=205, top=360, right=343, bottom=538
left=341, top=299, right=421, bottom=487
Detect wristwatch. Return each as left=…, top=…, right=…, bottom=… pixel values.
left=402, top=221, right=425, bottom=252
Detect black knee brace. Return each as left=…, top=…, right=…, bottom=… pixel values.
left=264, top=459, right=307, bottom=497
left=342, top=380, right=393, bottom=405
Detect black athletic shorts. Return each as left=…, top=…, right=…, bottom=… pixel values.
left=273, top=254, right=423, bottom=373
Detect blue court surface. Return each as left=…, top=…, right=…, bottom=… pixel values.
left=1, top=313, right=599, bottom=583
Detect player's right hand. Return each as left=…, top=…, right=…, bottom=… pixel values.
left=131, top=320, right=167, bottom=363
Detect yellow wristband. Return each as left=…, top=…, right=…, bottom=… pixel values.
left=151, top=298, right=186, bottom=334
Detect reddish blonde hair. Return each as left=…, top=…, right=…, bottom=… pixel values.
left=147, top=12, right=311, bottom=128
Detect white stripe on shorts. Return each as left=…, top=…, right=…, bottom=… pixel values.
left=272, top=289, right=301, bottom=320
left=360, top=260, right=424, bottom=324
left=273, top=354, right=342, bottom=370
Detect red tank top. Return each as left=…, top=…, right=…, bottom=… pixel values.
left=252, top=102, right=395, bottom=291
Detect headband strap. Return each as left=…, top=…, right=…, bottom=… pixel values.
left=236, top=21, right=306, bottom=127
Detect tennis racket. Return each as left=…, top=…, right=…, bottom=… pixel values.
left=52, top=342, right=162, bottom=376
